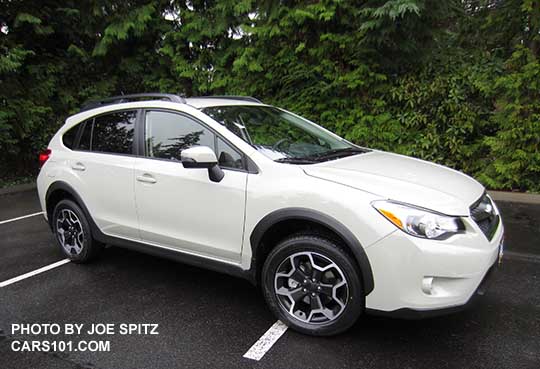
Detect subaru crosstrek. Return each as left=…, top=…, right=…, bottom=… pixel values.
left=37, top=93, right=504, bottom=336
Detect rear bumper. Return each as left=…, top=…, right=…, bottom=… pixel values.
left=366, top=259, right=500, bottom=319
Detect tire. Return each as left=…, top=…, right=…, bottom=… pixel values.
left=52, top=199, right=102, bottom=263
left=262, top=234, right=364, bottom=336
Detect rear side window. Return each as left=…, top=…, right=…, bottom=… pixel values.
left=77, top=111, right=136, bottom=154
left=62, top=125, right=79, bottom=149
left=145, top=111, right=215, bottom=161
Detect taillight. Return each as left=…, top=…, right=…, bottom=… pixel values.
left=39, top=149, right=52, bottom=168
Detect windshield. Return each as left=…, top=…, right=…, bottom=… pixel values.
left=203, top=105, right=367, bottom=163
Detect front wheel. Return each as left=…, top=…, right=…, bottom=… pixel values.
left=262, top=234, right=364, bottom=336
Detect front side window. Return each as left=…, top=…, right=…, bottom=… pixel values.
left=203, top=106, right=367, bottom=163
left=145, top=111, right=215, bottom=161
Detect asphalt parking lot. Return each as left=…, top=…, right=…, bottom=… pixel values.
left=1, top=190, right=539, bottom=369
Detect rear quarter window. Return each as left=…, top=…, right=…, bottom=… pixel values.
left=62, top=125, right=80, bottom=149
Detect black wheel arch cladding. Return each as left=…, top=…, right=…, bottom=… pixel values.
left=46, top=182, right=375, bottom=295
left=46, top=181, right=99, bottom=234
left=250, top=207, right=375, bottom=296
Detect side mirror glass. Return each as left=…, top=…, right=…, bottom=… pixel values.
left=181, top=146, right=224, bottom=183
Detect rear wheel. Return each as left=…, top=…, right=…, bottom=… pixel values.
left=52, top=199, right=102, bottom=263
left=262, top=234, right=364, bottom=336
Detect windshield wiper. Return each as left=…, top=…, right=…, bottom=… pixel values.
left=275, top=157, right=318, bottom=164
left=310, top=147, right=368, bottom=161
left=275, top=148, right=368, bottom=164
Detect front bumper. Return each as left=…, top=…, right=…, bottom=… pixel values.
left=366, top=258, right=500, bottom=319
left=363, top=214, right=504, bottom=315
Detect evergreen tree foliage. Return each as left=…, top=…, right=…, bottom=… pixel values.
left=0, top=0, right=538, bottom=191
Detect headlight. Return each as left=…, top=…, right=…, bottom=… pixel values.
left=372, top=200, right=465, bottom=239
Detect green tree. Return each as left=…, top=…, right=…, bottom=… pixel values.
left=481, top=47, right=540, bottom=191
left=0, top=0, right=539, bottom=191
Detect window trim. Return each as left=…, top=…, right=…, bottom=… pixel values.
left=71, top=108, right=139, bottom=157
left=73, top=119, right=92, bottom=151
left=66, top=107, right=259, bottom=174
left=141, top=108, right=254, bottom=173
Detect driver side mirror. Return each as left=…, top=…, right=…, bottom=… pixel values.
left=181, top=146, right=224, bottom=183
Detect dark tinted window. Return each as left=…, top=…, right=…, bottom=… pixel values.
left=91, top=111, right=136, bottom=154
left=145, top=111, right=215, bottom=161
left=217, top=137, right=243, bottom=169
left=78, top=120, right=92, bottom=150
left=62, top=124, right=80, bottom=149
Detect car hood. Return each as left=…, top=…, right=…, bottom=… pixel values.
left=303, top=151, right=484, bottom=216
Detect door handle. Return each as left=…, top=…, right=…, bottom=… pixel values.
left=136, top=174, right=157, bottom=184
left=71, top=162, right=86, bottom=171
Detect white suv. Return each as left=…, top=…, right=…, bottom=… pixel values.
left=37, top=94, right=504, bottom=336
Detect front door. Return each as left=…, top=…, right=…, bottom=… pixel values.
left=133, top=110, right=248, bottom=263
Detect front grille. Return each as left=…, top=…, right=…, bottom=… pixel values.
left=470, top=194, right=499, bottom=240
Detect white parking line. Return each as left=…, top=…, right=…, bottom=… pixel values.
left=0, top=259, right=71, bottom=288
left=505, top=250, right=540, bottom=263
left=0, top=211, right=44, bottom=225
left=243, top=320, right=288, bottom=361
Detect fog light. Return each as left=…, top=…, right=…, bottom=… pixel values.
left=422, top=277, right=434, bottom=295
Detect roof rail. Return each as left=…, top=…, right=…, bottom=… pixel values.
left=191, top=95, right=263, bottom=104
left=81, top=93, right=185, bottom=111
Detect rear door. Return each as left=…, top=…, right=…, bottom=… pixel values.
left=69, top=110, right=139, bottom=239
